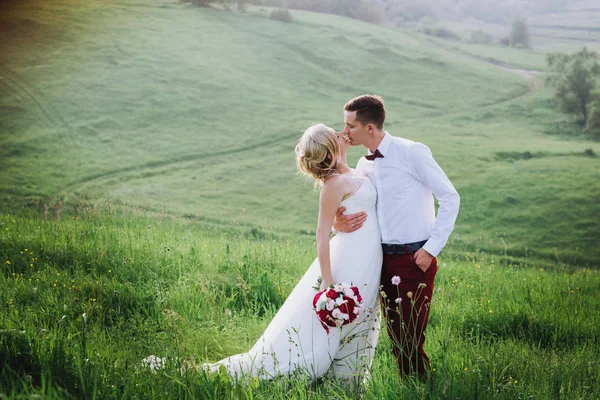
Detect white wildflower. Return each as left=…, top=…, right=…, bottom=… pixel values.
left=142, top=355, right=166, bottom=374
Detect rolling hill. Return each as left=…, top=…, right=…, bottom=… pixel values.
left=1, top=0, right=598, bottom=265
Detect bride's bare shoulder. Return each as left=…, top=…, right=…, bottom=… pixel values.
left=322, top=173, right=358, bottom=202
left=322, top=174, right=344, bottom=189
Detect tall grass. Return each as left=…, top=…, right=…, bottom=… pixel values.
left=1, top=207, right=598, bottom=398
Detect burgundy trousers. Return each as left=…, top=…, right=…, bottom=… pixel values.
left=380, top=252, right=438, bottom=381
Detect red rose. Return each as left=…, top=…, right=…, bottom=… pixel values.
left=317, top=309, right=329, bottom=321
left=326, top=289, right=338, bottom=300
left=345, top=297, right=355, bottom=311
left=343, top=296, right=356, bottom=306
left=351, top=286, right=359, bottom=296
left=313, top=291, right=323, bottom=308
left=338, top=303, right=348, bottom=314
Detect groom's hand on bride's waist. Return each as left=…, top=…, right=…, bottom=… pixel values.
left=333, top=207, right=367, bottom=233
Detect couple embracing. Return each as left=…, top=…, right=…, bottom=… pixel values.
left=203, top=95, right=460, bottom=384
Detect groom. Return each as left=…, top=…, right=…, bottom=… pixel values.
left=333, top=94, right=460, bottom=381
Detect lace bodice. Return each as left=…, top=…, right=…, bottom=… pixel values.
left=339, top=173, right=377, bottom=215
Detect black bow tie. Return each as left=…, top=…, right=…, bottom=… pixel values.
left=365, top=149, right=384, bottom=161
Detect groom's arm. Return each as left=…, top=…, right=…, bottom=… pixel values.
left=409, top=143, right=460, bottom=258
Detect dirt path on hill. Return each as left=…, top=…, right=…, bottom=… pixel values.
left=424, top=38, right=545, bottom=99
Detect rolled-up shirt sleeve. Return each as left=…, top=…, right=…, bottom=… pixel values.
left=408, top=143, right=460, bottom=257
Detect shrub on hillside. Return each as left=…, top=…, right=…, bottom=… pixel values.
left=470, top=29, right=493, bottom=45
left=270, top=8, right=293, bottom=23
left=421, top=26, right=461, bottom=40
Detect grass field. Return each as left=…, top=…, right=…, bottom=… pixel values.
left=1, top=0, right=599, bottom=398
left=1, top=212, right=598, bottom=398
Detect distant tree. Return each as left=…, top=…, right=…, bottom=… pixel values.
left=547, top=48, right=600, bottom=124
left=586, top=88, right=600, bottom=132
left=510, top=17, right=531, bottom=49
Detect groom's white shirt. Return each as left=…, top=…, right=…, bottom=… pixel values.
left=356, top=132, right=460, bottom=257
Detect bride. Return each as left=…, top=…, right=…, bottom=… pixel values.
left=203, top=124, right=382, bottom=382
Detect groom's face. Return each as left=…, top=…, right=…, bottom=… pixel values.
left=343, top=110, right=367, bottom=146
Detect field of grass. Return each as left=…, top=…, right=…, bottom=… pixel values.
left=1, top=0, right=599, bottom=398
left=1, top=211, right=598, bottom=398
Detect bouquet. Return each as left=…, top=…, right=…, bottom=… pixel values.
left=312, top=283, right=363, bottom=334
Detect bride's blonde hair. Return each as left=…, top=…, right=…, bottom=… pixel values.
left=295, top=123, right=340, bottom=184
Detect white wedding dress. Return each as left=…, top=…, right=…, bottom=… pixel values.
left=204, top=173, right=382, bottom=381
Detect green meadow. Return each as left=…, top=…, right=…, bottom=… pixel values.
left=1, top=0, right=599, bottom=398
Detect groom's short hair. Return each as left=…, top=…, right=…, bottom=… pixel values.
left=344, top=95, right=385, bottom=130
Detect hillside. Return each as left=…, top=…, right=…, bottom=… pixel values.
left=0, top=0, right=598, bottom=265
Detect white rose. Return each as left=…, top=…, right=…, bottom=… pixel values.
left=326, top=301, right=335, bottom=311
left=332, top=308, right=342, bottom=319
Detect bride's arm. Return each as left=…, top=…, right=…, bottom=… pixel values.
left=317, top=176, right=346, bottom=289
